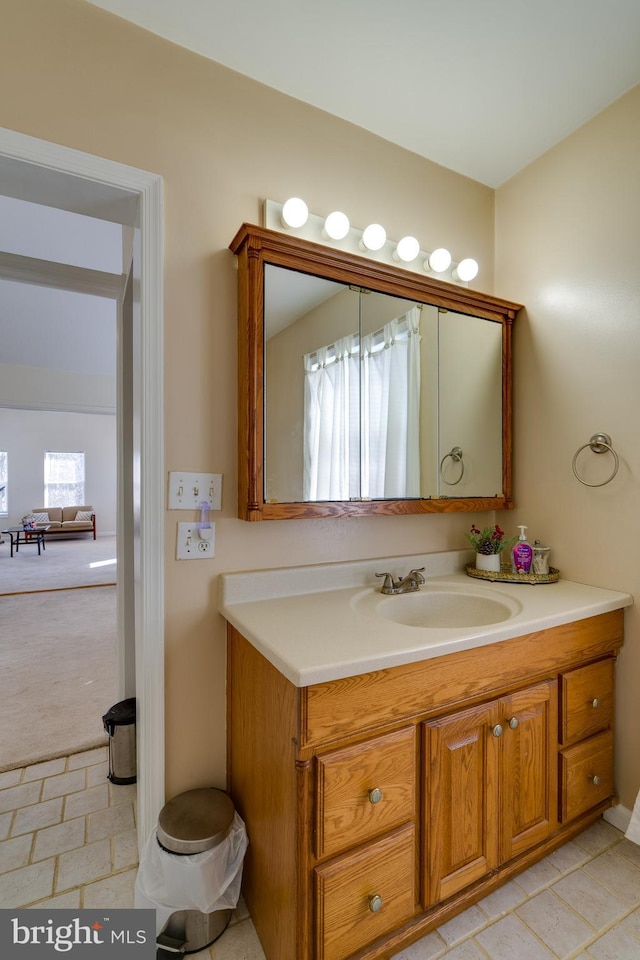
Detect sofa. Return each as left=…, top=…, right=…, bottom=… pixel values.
left=28, top=506, right=97, bottom=539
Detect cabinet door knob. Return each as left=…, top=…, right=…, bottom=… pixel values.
left=591, top=698, right=601, bottom=709
left=368, top=894, right=383, bottom=913
left=368, top=787, right=383, bottom=805
left=507, top=716, right=519, bottom=730
left=492, top=724, right=503, bottom=738
left=589, top=774, right=601, bottom=786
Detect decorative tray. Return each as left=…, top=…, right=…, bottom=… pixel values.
left=465, top=563, right=560, bottom=585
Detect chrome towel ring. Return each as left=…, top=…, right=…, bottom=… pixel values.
left=572, top=433, right=619, bottom=487
left=440, top=446, right=464, bottom=485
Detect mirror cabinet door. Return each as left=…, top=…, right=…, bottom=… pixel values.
left=437, top=310, right=504, bottom=498
left=231, top=223, right=520, bottom=520
left=264, top=266, right=360, bottom=503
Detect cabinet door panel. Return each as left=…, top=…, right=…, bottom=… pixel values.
left=561, top=729, right=614, bottom=823
left=315, top=825, right=416, bottom=960
left=424, top=701, right=499, bottom=905
left=500, top=680, right=558, bottom=861
left=561, top=659, right=614, bottom=745
left=316, top=726, right=416, bottom=859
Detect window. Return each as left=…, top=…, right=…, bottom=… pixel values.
left=0, top=451, right=7, bottom=516
left=44, top=452, right=85, bottom=508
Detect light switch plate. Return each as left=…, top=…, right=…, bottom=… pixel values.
left=176, top=522, right=215, bottom=559
left=168, top=472, right=222, bottom=510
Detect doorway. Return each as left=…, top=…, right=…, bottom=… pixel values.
left=0, top=127, right=165, bottom=852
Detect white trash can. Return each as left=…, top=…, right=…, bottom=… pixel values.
left=135, top=788, right=248, bottom=955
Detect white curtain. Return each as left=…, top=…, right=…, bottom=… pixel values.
left=303, top=334, right=360, bottom=501
left=303, top=308, right=421, bottom=500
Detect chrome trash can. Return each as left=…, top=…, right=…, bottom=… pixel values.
left=102, top=698, right=136, bottom=784
left=141, top=788, right=246, bottom=955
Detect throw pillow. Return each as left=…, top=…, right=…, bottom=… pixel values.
left=75, top=510, right=93, bottom=521
left=31, top=512, right=50, bottom=523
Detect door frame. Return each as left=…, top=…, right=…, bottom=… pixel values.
left=0, top=126, right=165, bottom=850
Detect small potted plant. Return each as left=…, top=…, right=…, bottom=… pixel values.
left=465, top=524, right=517, bottom=572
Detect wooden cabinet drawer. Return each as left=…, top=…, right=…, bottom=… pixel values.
left=560, top=729, right=614, bottom=823
left=316, top=726, right=415, bottom=859
left=561, top=659, right=613, bottom=745
left=315, top=824, right=416, bottom=960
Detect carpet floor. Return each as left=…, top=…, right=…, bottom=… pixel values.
left=0, top=535, right=117, bottom=596
left=0, top=585, right=117, bottom=772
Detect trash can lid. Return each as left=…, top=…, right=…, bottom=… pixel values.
left=102, top=698, right=136, bottom=733
left=157, top=788, right=235, bottom=855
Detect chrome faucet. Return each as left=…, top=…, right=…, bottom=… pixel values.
left=375, top=567, right=426, bottom=595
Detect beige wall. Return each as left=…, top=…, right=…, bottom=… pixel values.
left=1, top=0, right=496, bottom=797
left=495, top=85, right=640, bottom=809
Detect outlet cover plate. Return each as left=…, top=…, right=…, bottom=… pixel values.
left=176, top=522, right=215, bottom=559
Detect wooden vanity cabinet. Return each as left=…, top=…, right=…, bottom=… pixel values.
left=226, top=610, right=623, bottom=960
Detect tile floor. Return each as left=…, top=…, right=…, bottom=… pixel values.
left=2, top=757, right=639, bottom=960
left=0, top=746, right=137, bottom=910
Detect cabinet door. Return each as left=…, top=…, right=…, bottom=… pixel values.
left=423, top=700, right=500, bottom=905
left=315, top=824, right=416, bottom=960
left=560, top=729, right=614, bottom=823
left=561, top=659, right=614, bottom=745
left=500, top=679, right=558, bottom=861
left=316, top=726, right=416, bottom=859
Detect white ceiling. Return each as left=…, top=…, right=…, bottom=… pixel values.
left=87, top=0, right=640, bottom=187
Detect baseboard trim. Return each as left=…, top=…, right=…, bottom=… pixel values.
left=603, top=803, right=632, bottom=834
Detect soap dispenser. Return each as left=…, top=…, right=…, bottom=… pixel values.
left=512, top=525, right=533, bottom=574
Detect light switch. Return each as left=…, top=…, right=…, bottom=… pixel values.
left=176, top=522, right=215, bottom=559
left=168, top=472, right=222, bottom=510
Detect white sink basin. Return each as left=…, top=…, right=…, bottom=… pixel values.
left=358, top=585, right=521, bottom=629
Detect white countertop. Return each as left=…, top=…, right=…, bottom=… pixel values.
left=218, top=551, right=633, bottom=687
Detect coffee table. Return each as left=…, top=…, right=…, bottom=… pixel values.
left=2, top=526, right=49, bottom=557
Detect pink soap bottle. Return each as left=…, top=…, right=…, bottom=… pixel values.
left=512, top=525, right=533, bottom=574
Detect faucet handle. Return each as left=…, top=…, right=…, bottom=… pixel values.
left=375, top=572, right=395, bottom=591
left=408, top=567, right=426, bottom=583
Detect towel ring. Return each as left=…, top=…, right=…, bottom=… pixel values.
left=572, top=433, right=619, bottom=487
left=440, top=446, right=464, bottom=485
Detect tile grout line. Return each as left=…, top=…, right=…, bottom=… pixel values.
left=416, top=833, right=638, bottom=960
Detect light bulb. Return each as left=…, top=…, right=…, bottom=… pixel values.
left=394, top=236, right=420, bottom=263
left=361, top=223, right=387, bottom=251
left=452, top=258, right=479, bottom=282
left=281, top=197, right=308, bottom=229
left=427, top=248, right=452, bottom=273
left=323, top=211, right=350, bottom=240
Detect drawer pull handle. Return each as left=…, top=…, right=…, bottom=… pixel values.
left=368, top=894, right=383, bottom=913
left=368, top=787, right=383, bottom=805
left=492, top=724, right=503, bottom=738
left=507, top=716, right=519, bottom=730
left=591, top=698, right=601, bottom=709
left=590, top=774, right=601, bottom=786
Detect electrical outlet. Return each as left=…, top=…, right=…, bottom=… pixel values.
left=168, top=472, right=222, bottom=510
left=176, top=522, right=215, bottom=559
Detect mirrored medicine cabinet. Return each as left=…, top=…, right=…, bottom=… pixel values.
left=229, top=223, right=522, bottom=521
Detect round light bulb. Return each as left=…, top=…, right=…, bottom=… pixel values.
left=361, top=223, right=387, bottom=251
left=323, top=211, right=350, bottom=240
left=394, top=236, right=420, bottom=263
left=427, top=248, right=452, bottom=273
left=281, top=197, right=308, bottom=229
left=453, top=258, right=479, bottom=282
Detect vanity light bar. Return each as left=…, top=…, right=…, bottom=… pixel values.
left=263, top=199, right=478, bottom=285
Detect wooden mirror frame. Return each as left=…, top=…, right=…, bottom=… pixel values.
left=230, top=223, right=522, bottom=521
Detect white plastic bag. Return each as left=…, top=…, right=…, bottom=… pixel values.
left=135, top=811, right=248, bottom=934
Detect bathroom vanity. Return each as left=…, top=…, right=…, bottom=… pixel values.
left=220, top=554, right=632, bottom=960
